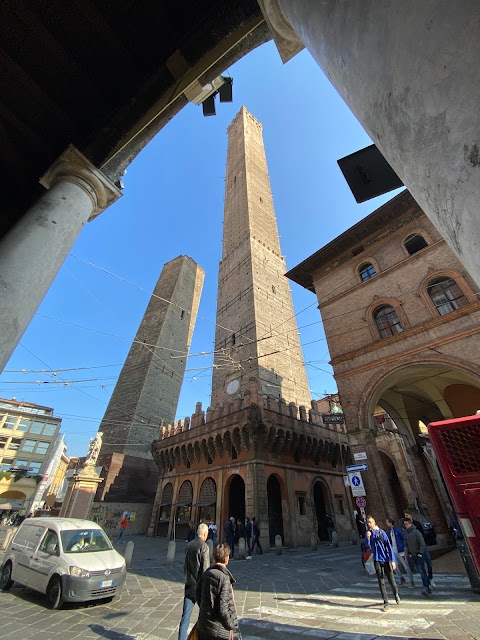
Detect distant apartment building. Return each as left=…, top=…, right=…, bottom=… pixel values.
left=0, top=398, right=62, bottom=475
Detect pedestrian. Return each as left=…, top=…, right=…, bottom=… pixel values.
left=236, top=518, right=245, bottom=543
left=224, top=516, right=235, bottom=558
left=385, top=518, right=414, bottom=587
left=365, top=514, right=400, bottom=611
left=404, top=518, right=432, bottom=596
left=404, top=511, right=435, bottom=587
left=245, top=517, right=252, bottom=559
left=208, top=522, right=218, bottom=546
left=250, top=516, right=263, bottom=555
left=325, top=513, right=335, bottom=545
left=196, top=543, right=241, bottom=640
left=116, top=513, right=128, bottom=543
left=186, top=521, right=196, bottom=543
left=178, top=522, right=210, bottom=640
left=355, top=511, right=366, bottom=539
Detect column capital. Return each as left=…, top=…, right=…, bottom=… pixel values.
left=257, top=0, right=304, bottom=63
left=40, top=145, right=122, bottom=220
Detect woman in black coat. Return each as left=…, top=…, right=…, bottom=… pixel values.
left=196, top=543, right=241, bottom=640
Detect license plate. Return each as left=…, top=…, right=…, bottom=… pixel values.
left=100, top=579, right=113, bottom=588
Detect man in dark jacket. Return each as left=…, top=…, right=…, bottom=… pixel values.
left=404, top=518, right=432, bottom=596
left=224, top=516, right=235, bottom=558
left=178, top=523, right=210, bottom=640
left=196, top=543, right=240, bottom=640
left=251, top=517, right=263, bottom=555
left=245, top=517, right=252, bottom=559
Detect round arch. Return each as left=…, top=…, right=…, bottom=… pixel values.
left=311, top=477, right=332, bottom=542
left=197, top=477, right=217, bottom=524
left=267, top=473, right=286, bottom=546
left=378, top=450, right=406, bottom=516
left=223, top=473, right=245, bottom=530
left=156, top=481, right=173, bottom=537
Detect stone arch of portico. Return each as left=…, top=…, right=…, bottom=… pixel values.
left=358, top=355, right=480, bottom=437
left=376, top=446, right=408, bottom=517
left=266, top=472, right=290, bottom=546
left=222, top=472, right=246, bottom=533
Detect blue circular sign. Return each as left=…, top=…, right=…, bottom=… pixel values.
left=351, top=475, right=361, bottom=487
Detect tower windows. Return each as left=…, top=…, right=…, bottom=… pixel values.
left=181, top=310, right=185, bottom=319
left=359, top=263, right=377, bottom=282
left=428, top=278, right=468, bottom=315
left=374, top=305, right=403, bottom=338
left=404, top=233, right=428, bottom=255
left=272, top=285, right=276, bottom=294
left=231, top=333, right=236, bottom=346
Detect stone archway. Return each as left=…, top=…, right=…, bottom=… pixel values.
left=225, top=474, right=245, bottom=529
left=267, top=474, right=284, bottom=546
left=379, top=451, right=406, bottom=517
left=312, top=478, right=331, bottom=541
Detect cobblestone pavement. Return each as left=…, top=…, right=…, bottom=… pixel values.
left=1, top=537, right=479, bottom=640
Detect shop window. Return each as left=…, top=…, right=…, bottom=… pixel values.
left=428, top=278, right=468, bottom=315
left=374, top=305, right=403, bottom=339
left=404, top=233, right=428, bottom=255
left=359, top=263, right=377, bottom=282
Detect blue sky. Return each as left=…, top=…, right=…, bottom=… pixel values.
left=1, top=41, right=402, bottom=457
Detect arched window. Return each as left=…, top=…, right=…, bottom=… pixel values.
left=359, top=263, right=377, bottom=282
left=374, top=305, right=403, bottom=339
left=404, top=233, right=428, bottom=255
left=428, top=278, right=468, bottom=315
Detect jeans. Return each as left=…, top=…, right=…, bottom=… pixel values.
left=251, top=536, right=263, bottom=554
left=178, top=596, right=195, bottom=640
left=117, top=527, right=126, bottom=543
left=327, top=527, right=335, bottom=543
left=413, top=554, right=430, bottom=589
left=374, top=560, right=399, bottom=604
left=422, top=546, right=433, bottom=580
left=246, top=536, right=251, bottom=555
left=227, top=536, right=235, bottom=558
left=394, top=551, right=414, bottom=582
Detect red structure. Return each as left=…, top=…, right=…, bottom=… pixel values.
left=428, top=415, right=480, bottom=591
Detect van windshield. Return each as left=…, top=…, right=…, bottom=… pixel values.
left=61, top=529, right=112, bottom=553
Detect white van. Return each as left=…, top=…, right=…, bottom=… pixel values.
left=0, top=517, right=126, bottom=608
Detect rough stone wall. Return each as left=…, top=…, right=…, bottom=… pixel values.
left=89, top=501, right=153, bottom=536
left=211, top=107, right=311, bottom=408
left=99, top=255, right=204, bottom=458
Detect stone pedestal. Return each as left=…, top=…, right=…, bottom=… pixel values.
left=59, top=465, right=103, bottom=520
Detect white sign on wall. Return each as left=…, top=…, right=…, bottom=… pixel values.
left=354, top=451, right=368, bottom=461
left=348, top=472, right=366, bottom=497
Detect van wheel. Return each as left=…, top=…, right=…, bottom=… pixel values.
left=46, top=576, right=64, bottom=609
left=0, top=562, right=14, bottom=591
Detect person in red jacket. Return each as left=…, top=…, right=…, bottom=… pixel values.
left=117, top=514, right=128, bottom=543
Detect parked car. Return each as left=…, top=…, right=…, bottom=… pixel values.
left=0, top=517, right=126, bottom=608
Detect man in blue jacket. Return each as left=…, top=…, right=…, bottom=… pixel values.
left=386, top=518, right=414, bottom=587
left=366, top=515, right=400, bottom=611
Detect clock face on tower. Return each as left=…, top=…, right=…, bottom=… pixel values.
left=226, top=379, right=240, bottom=395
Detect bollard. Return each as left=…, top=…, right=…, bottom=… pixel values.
left=350, top=529, right=358, bottom=545
left=124, top=540, right=134, bottom=568
left=275, top=534, right=282, bottom=555
left=310, top=532, right=318, bottom=551
left=238, top=537, right=246, bottom=560
left=207, top=539, right=214, bottom=565
left=332, top=530, right=339, bottom=548
left=166, top=540, right=176, bottom=566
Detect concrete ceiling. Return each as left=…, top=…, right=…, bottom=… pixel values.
left=0, top=0, right=270, bottom=239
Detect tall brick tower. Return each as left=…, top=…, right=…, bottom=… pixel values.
left=211, top=107, right=311, bottom=409
left=97, top=255, right=204, bottom=501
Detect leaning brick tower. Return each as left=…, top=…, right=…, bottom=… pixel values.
left=211, top=106, right=311, bottom=408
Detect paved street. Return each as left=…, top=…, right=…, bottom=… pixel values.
left=1, top=537, right=479, bottom=640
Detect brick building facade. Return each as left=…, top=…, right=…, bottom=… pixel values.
left=287, top=191, right=480, bottom=544
left=150, top=108, right=353, bottom=546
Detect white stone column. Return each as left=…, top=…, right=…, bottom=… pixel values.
left=0, top=145, right=121, bottom=371
left=259, top=0, right=480, bottom=285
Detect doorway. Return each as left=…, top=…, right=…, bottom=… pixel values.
left=227, top=474, right=245, bottom=525
left=267, top=474, right=284, bottom=545
left=313, top=479, right=330, bottom=541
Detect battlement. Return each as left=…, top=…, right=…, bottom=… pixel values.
left=159, top=393, right=346, bottom=440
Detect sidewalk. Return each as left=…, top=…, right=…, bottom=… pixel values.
left=1, top=535, right=479, bottom=640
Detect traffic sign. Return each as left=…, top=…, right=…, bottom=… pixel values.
left=348, top=472, right=366, bottom=497
left=346, top=463, right=368, bottom=473
left=354, top=452, right=367, bottom=461
left=356, top=496, right=366, bottom=508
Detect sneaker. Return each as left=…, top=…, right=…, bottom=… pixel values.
left=422, top=588, right=430, bottom=596
left=246, top=556, right=252, bottom=560
left=429, top=579, right=436, bottom=588
left=408, top=582, right=415, bottom=589
left=427, top=588, right=432, bottom=594
left=395, top=596, right=401, bottom=605
left=383, top=603, right=389, bottom=611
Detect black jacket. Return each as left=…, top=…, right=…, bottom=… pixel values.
left=184, top=538, right=210, bottom=601
left=196, top=563, right=240, bottom=640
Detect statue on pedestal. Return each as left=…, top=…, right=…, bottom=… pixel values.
left=85, top=431, right=103, bottom=466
